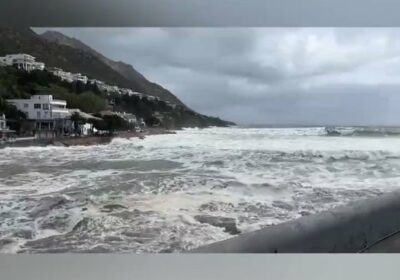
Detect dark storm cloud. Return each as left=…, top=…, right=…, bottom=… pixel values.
left=34, top=28, right=400, bottom=125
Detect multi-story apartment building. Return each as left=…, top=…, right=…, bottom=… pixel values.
left=7, top=95, right=71, bottom=131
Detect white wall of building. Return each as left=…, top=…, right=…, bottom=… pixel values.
left=7, top=95, right=70, bottom=120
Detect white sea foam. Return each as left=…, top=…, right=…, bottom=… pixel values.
left=1, top=126, right=400, bottom=252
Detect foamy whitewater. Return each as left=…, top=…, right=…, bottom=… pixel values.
left=1, top=126, right=400, bottom=253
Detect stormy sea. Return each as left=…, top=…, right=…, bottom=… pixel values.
left=1, top=126, right=400, bottom=253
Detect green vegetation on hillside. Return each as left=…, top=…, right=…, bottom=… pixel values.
left=0, top=67, right=234, bottom=129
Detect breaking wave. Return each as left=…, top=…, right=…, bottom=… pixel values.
left=1, top=126, right=400, bottom=253
left=325, top=126, right=400, bottom=137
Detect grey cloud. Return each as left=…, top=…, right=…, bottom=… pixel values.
left=33, top=27, right=400, bottom=125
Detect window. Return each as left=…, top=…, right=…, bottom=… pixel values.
left=34, top=103, right=41, bottom=109
left=43, top=104, right=49, bottom=110
left=24, top=103, right=29, bottom=108
left=37, top=111, right=41, bottom=119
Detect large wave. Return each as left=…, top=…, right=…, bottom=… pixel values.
left=325, top=126, right=400, bottom=137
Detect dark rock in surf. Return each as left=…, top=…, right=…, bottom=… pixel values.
left=101, top=204, right=127, bottom=213
left=272, top=201, right=294, bottom=211
left=13, top=229, right=34, bottom=239
left=29, top=195, right=70, bottom=217
left=194, top=215, right=240, bottom=235
left=39, top=213, right=71, bottom=232
left=0, top=238, right=13, bottom=248
left=103, top=236, right=123, bottom=242
left=121, top=228, right=161, bottom=244
left=72, top=217, right=91, bottom=232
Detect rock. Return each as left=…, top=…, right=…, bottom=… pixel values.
left=0, top=238, right=13, bottom=248
left=13, top=229, right=34, bottom=239
left=194, top=215, right=240, bottom=235
left=39, top=213, right=70, bottom=231
left=101, top=204, right=127, bottom=213
left=29, top=195, right=70, bottom=217
left=103, top=236, right=123, bottom=242
left=121, top=228, right=160, bottom=240
left=72, top=217, right=91, bottom=232
left=272, top=201, right=294, bottom=211
left=199, top=202, right=234, bottom=212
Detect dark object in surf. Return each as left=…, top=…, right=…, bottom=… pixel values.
left=101, top=204, right=128, bottom=213
left=194, top=215, right=241, bottom=235
left=325, top=127, right=341, bottom=136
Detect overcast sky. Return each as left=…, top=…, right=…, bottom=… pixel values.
left=34, top=28, right=400, bottom=126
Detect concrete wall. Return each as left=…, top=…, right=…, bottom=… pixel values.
left=190, top=190, right=400, bottom=253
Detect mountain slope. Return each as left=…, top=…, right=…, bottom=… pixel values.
left=40, top=30, right=183, bottom=105
left=0, top=27, right=182, bottom=105
left=0, top=26, right=235, bottom=128
left=0, top=27, right=135, bottom=91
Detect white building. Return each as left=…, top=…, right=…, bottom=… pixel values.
left=88, top=79, right=105, bottom=86
left=0, top=54, right=45, bottom=71
left=147, top=96, right=157, bottom=101
left=71, top=73, right=88, bottom=84
left=48, top=68, right=88, bottom=84
left=48, top=68, right=74, bottom=83
left=128, top=91, right=144, bottom=98
left=7, top=95, right=72, bottom=132
left=118, top=112, right=137, bottom=124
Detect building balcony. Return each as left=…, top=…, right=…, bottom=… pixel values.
left=51, top=99, right=67, bottom=105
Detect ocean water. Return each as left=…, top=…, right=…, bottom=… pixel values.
left=1, top=126, right=400, bottom=253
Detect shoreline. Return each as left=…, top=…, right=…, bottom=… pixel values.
left=0, top=128, right=176, bottom=148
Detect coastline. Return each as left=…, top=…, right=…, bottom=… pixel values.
left=0, top=128, right=176, bottom=148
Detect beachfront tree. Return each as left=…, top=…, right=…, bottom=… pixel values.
left=70, top=112, right=85, bottom=135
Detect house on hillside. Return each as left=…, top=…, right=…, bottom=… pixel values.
left=0, top=54, right=45, bottom=71
left=68, top=108, right=101, bottom=136
left=7, top=95, right=72, bottom=138
left=128, top=91, right=144, bottom=98
left=166, top=101, right=177, bottom=109
left=48, top=67, right=74, bottom=82
left=119, top=112, right=137, bottom=126
left=48, top=68, right=88, bottom=84
left=72, top=73, right=88, bottom=84
left=88, top=79, right=105, bottom=86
